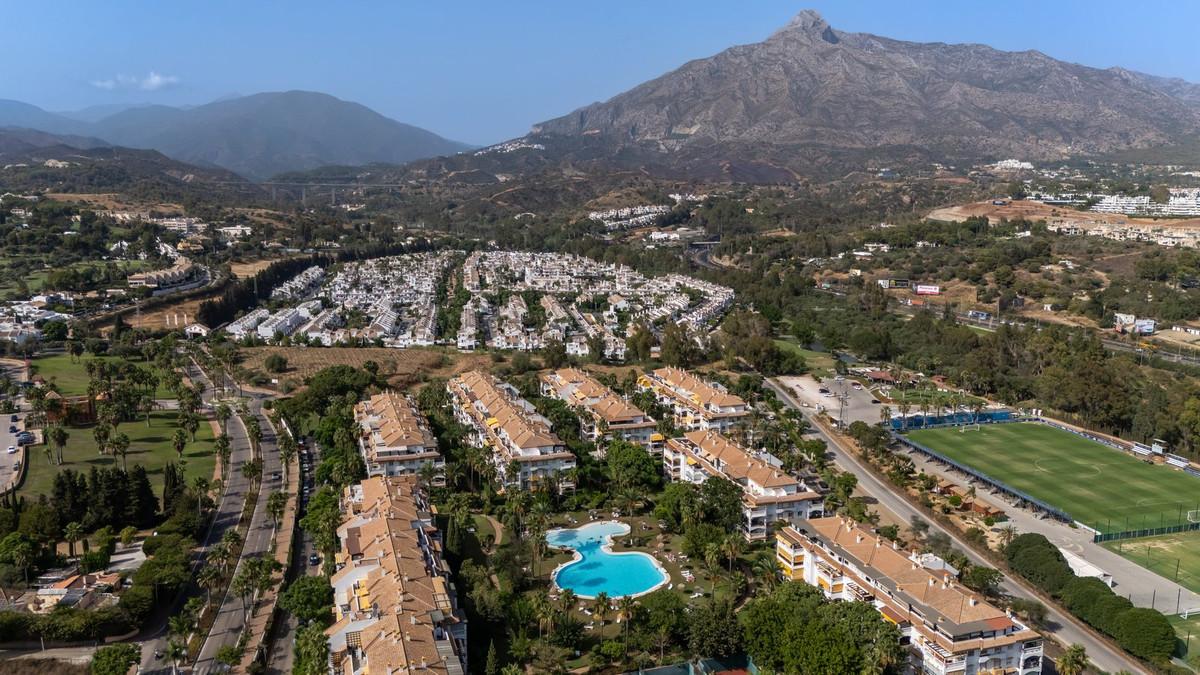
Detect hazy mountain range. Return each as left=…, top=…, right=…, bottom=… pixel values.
left=4, top=10, right=1200, bottom=185
left=0, top=91, right=470, bottom=180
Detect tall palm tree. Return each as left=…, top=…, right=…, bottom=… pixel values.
left=722, top=534, right=743, bottom=573
left=557, top=588, right=577, bottom=619
left=617, top=596, right=638, bottom=653
left=1055, top=644, right=1090, bottom=675
left=111, top=432, right=131, bottom=471
left=752, top=552, right=779, bottom=594
left=704, top=542, right=722, bottom=595
left=172, top=428, right=188, bottom=460
left=197, top=565, right=221, bottom=605
left=530, top=590, right=553, bottom=639
left=592, top=592, right=610, bottom=626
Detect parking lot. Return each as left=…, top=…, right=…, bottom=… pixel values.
left=776, top=374, right=885, bottom=427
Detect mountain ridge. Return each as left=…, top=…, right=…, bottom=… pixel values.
left=0, top=91, right=470, bottom=180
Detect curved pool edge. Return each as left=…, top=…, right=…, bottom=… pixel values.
left=546, top=519, right=671, bottom=600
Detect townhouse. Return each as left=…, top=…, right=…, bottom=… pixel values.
left=665, top=430, right=823, bottom=540
left=447, top=370, right=575, bottom=492
left=325, top=476, right=467, bottom=675
left=539, top=368, right=659, bottom=451
left=777, top=519, right=1043, bottom=675
left=225, top=308, right=271, bottom=340
left=638, top=367, right=749, bottom=432
left=354, top=391, right=444, bottom=484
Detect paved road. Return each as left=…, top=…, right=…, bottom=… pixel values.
left=267, top=442, right=320, bottom=675
left=138, top=362, right=254, bottom=674
left=0, top=411, right=26, bottom=492
left=766, top=378, right=1149, bottom=675
left=193, top=390, right=282, bottom=675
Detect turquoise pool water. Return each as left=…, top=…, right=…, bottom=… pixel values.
left=546, top=521, right=668, bottom=599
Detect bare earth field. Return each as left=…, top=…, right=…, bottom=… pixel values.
left=126, top=293, right=218, bottom=329
left=928, top=200, right=1200, bottom=229
left=44, top=192, right=182, bottom=212
left=239, top=346, right=495, bottom=389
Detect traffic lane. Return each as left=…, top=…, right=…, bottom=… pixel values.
left=0, top=412, right=24, bottom=488
left=765, top=379, right=1148, bottom=675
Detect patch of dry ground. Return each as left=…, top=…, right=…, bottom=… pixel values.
left=928, top=199, right=1200, bottom=229
left=238, top=347, right=496, bottom=390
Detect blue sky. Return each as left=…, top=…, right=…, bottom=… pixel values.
left=3, top=1, right=1198, bottom=145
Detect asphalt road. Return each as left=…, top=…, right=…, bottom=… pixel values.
left=266, top=443, right=320, bottom=675
left=192, top=390, right=282, bottom=675
left=137, top=363, right=254, bottom=674
left=766, top=378, right=1150, bottom=675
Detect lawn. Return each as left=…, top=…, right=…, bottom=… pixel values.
left=21, top=410, right=215, bottom=499
left=906, top=422, right=1200, bottom=533
left=1169, top=613, right=1200, bottom=662
left=773, top=339, right=836, bottom=374
left=1103, top=530, right=1200, bottom=597
left=29, top=354, right=164, bottom=397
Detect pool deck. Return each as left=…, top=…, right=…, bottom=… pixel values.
left=547, top=519, right=671, bottom=599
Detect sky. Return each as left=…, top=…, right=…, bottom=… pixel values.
left=4, top=1, right=1199, bottom=146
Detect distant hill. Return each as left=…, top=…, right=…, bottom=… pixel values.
left=0, top=92, right=470, bottom=180
left=0, top=129, right=262, bottom=203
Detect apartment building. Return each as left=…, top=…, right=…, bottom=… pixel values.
left=539, top=368, right=659, bottom=450
left=665, top=431, right=823, bottom=540
left=638, top=367, right=749, bottom=432
left=325, top=476, right=467, bottom=675
left=127, top=259, right=196, bottom=289
left=354, top=391, right=443, bottom=484
left=225, top=308, right=270, bottom=339
left=447, top=371, right=575, bottom=491
left=776, top=519, right=1043, bottom=675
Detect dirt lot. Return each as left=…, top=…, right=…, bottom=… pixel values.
left=44, top=192, right=184, bottom=213
left=125, top=293, right=219, bottom=330
left=229, top=259, right=280, bottom=278
left=238, top=346, right=496, bottom=390
left=927, top=199, right=1200, bottom=229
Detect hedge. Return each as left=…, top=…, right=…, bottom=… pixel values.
left=1005, top=533, right=1176, bottom=663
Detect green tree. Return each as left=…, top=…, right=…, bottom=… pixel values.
left=280, top=575, right=335, bottom=626
left=688, top=599, right=741, bottom=659
left=1055, top=644, right=1090, bottom=675
left=89, top=643, right=141, bottom=675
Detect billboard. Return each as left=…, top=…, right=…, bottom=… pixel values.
left=914, top=284, right=941, bottom=295
left=1133, top=319, right=1156, bottom=335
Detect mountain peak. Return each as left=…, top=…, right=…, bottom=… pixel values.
left=772, top=9, right=838, bottom=44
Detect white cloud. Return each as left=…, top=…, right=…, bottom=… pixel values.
left=90, top=71, right=180, bottom=92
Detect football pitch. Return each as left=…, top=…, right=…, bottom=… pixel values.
left=905, top=422, right=1200, bottom=533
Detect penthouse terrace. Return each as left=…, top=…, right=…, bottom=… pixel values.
left=354, top=391, right=443, bottom=483
left=777, top=519, right=1043, bottom=675
left=539, top=368, right=659, bottom=451
left=326, top=476, right=467, bottom=675
left=665, top=430, right=823, bottom=540
left=447, top=371, right=576, bottom=491
left=639, top=367, right=749, bottom=432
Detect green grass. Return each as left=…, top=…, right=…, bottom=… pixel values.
left=1103, top=531, right=1200, bottom=597
left=1169, top=613, right=1200, bottom=662
left=21, top=410, right=215, bottom=500
left=30, top=354, right=163, bottom=397
left=906, top=422, right=1200, bottom=532
left=886, top=387, right=986, bottom=407
left=774, top=339, right=836, bottom=374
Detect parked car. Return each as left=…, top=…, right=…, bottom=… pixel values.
left=9, top=415, right=16, bottom=423
left=309, top=554, right=320, bottom=566
left=8, top=425, right=16, bottom=433
left=6, top=445, right=15, bottom=454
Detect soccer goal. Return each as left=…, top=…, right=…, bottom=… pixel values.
left=1183, top=606, right=1200, bottom=620
left=960, top=423, right=982, bottom=433
left=1188, top=509, right=1200, bottom=524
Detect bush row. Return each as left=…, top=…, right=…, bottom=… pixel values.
left=1005, top=533, right=1176, bottom=664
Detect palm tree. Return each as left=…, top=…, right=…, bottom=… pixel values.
left=64, top=521, right=83, bottom=559
left=557, top=588, right=577, bottom=619
left=704, top=542, right=722, bottom=595
left=592, top=592, right=610, bottom=626
left=46, top=424, right=68, bottom=465
left=617, top=596, right=638, bottom=653
left=215, top=402, right=232, bottom=434
left=1055, top=644, right=1090, bottom=675
left=998, top=525, right=1018, bottom=550
left=721, top=533, right=743, bottom=573
left=752, top=552, right=779, bottom=594
left=172, top=428, right=188, bottom=459
left=530, top=590, right=553, bottom=639
left=197, top=565, right=221, bottom=605
left=111, top=432, right=131, bottom=471
left=215, top=434, right=232, bottom=477
left=166, top=638, right=186, bottom=675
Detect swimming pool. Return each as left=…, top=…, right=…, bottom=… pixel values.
left=546, top=520, right=668, bottom=599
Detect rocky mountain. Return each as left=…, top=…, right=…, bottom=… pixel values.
left=523, top=10, right=1200, bottom=178
left=0, top=92, right=470, bottom=180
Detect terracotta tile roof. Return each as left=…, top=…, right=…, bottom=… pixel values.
left=651, top=367, right=746, bottom=409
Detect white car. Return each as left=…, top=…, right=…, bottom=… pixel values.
left=6, top=445, right=15, bottom=454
